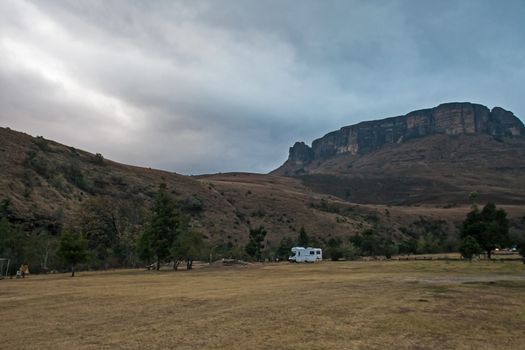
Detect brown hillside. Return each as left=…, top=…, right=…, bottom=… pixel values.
left=295, top=134, right=525, bottom=205
left=0, top=126, right=437, bottom=246
left=274, top=103, right=525, bottom=206
left=0, top=127, right=245, bottom=242
left=2, top=126, right=524, bottom=248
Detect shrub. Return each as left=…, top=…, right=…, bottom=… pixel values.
left=63, top=162, right=89, bottom=191
left=93, top=153, right=105, bottom=165
left=33, top=136, right=49, bottom=151
left=326, top=246, right=344, bottom=261
left=184, top=197, right=203, bottom=213
left=24, top=151, right=52, bottom=179
left=343, top=242, right=360, bottom=260
left=459, top=235, right=482, bottom=261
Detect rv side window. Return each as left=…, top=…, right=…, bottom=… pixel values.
left=310, top=251, right=315, bottom=255
left=316, top=250, right=321, bottom=254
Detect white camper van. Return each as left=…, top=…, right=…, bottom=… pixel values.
left=288, top=247, right=323, bottom=263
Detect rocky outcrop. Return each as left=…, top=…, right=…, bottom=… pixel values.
left=274, top=102, right=524, bottom=175
left=288, top=142, right=314, bottom=165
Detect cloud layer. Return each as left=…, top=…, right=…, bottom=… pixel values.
left=1, top=0, right=524, bottom=174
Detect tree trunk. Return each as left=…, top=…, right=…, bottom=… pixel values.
left=71, top=265, right=75, bottom=277
left=487, top=249, right=492, bottom=260
left=156, top=258, right=160, bottom=271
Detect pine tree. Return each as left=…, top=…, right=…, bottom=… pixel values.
left=57, top=229, right=88, bottom=277
left=141, top=183, right=180, bottom=270
left=297, top=227, right=309, bottom=247
left=245, top=226, right=267, bottom=261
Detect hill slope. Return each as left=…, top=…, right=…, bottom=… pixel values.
left=273, top=102, right=525, bottom=205
left=2, top=100, right=525, bottom=254
left=2, top=126, right=434, bottom=247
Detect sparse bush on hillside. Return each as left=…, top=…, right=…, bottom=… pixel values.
left=183, top=197, right=203, bottom=214
left=24, top=150, right=53, bottom=179
left=92, top=176, right=108, bottom=193
left=63, top=161, right=89, bottom=192
left=235, top=210, right=246, bottom=223
left=93, top=153, right=105, bottom=165
left=251, top=208, right=266, bottom=218
left=110, top=175, right=126, bottom=187
left=49, top=174, right=67, bottom=192
left=33, top=136, right=49, bottom=151
left=0, top=198, right=12, bottom=218
left=68, top=147, right=80, bottom=156
left=309, top=199, right=354, bottom=216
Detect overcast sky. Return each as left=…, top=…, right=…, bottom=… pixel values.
left=1, top=1, right=524, bottom=174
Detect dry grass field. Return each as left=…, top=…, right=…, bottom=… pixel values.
left=1, top=261, right=525, bottom=350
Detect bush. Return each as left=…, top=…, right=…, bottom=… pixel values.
left=342, top=242, right=360, bottom=260
left=350, top=229, right=397, bottom=258
left=184, top=197, right=203, bottom=213
left=459, top=235, right=482, bottom=261
left=33, top=136, right=49, bottom=151
left=93, top=153, right=105, bottom=165
left=63, top=162, right=89, bottom=191
left=24, top=151, right=52, bottom=179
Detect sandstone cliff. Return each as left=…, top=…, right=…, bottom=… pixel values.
left=274, top=102, right=524, bottom=175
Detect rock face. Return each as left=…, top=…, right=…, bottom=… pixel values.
left=275, top=102, right=525, bottom=175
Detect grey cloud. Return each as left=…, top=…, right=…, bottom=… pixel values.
left=1, top=0, right=524, bottom=174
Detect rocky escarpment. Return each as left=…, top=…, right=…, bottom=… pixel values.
left=274, top=102, right=525, bottom=175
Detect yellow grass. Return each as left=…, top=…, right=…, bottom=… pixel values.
left=1, top=261, right=524, bottom=349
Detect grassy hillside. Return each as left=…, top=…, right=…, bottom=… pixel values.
left=3, top=126, right=448, bottom=248
left=1, top=126, right=524, bottom=270
left=279, top=134, right=525, bottom=205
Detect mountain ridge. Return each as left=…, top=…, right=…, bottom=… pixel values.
left=273, top=102, right=524, bottom=176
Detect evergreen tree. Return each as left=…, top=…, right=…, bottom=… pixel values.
left=57, top=229, right=88, bottom=277
left=276, top=237, right=294, bottom=261
left=297, top=226, right=309, bottom=247
left=140, top=184, right=180, bottom=270
left=245, top=226, right=267, bottom=261
left=137, top=227, right=154, bottom=266
left=0, top=218, right=26, bottom=274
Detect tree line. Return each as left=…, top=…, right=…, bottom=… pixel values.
left=1, top=187, right=524, bottom=277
